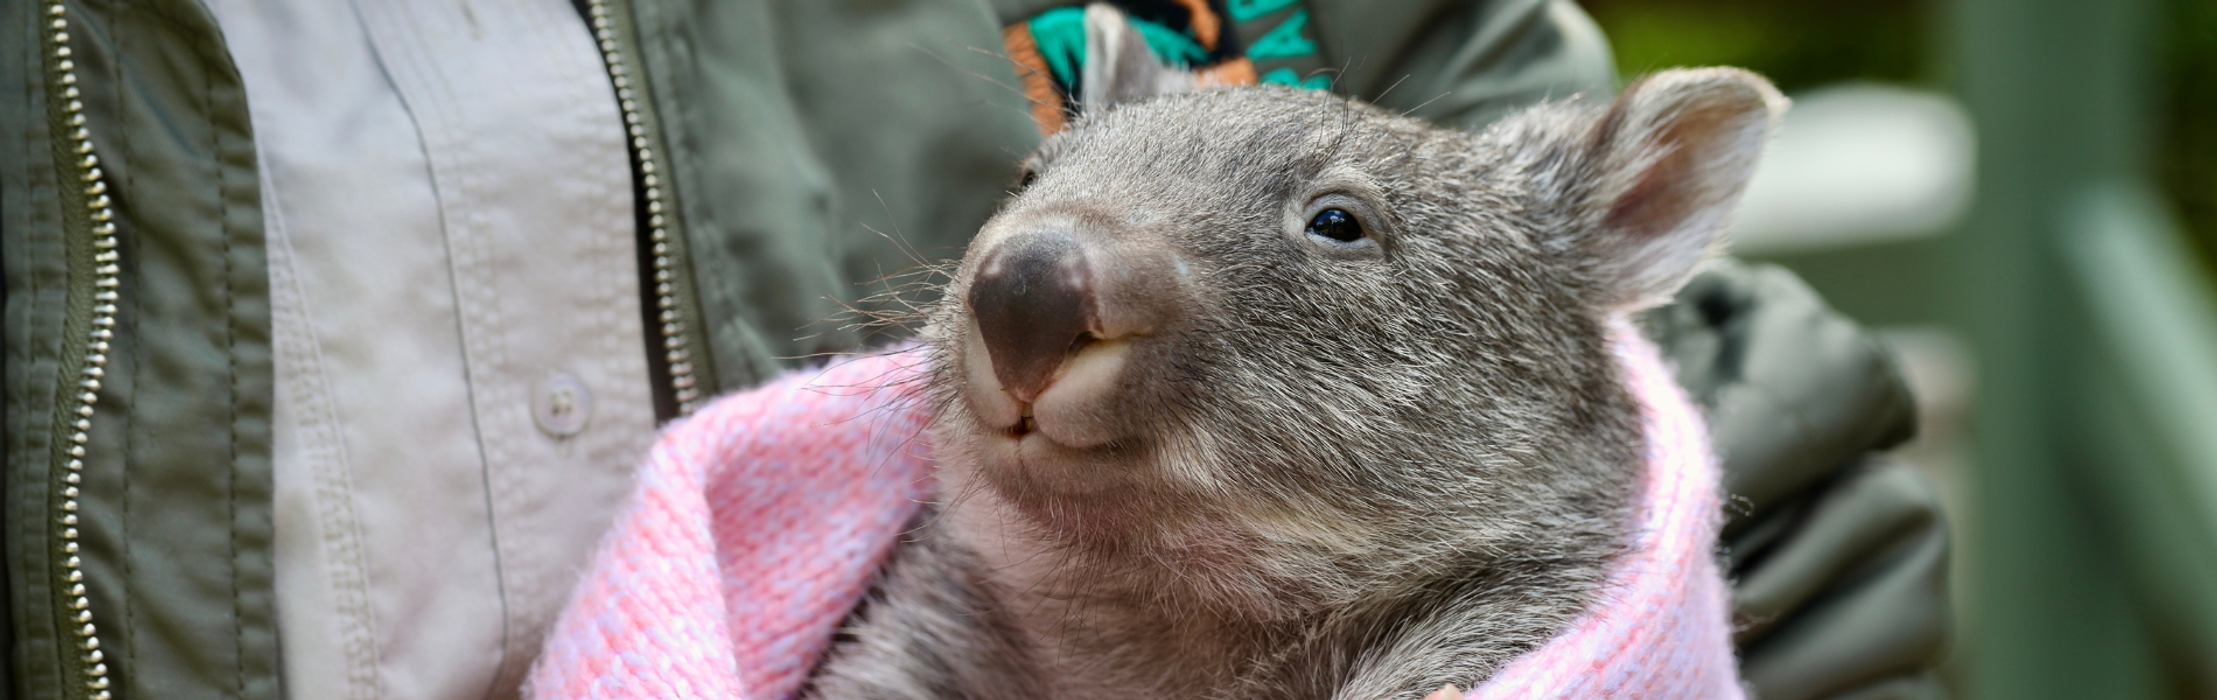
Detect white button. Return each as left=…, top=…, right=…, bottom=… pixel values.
left=532, top=373, right=594, bottom=437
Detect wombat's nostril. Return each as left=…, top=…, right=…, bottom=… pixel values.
left=967, top=231, right=1098, bottom=403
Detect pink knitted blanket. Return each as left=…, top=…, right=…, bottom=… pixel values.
left=526, top=323, right=1743, bottom=699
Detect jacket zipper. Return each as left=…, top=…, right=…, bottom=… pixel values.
left=41, top=2, right=118, bottom=698
left=583, top=0, right=717, bottom=418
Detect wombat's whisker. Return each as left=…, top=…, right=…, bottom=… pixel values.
left=1401, top=90, right=1453, bottom=118
left=920, top=43, right=1057, bottom=114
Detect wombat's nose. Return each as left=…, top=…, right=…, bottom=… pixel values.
left=967, top=230, right=1097, bottom=403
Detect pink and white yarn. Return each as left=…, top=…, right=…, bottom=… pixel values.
left=526, top=322, right=1742, bottom=699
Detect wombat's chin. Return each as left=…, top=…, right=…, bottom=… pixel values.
left=973, top=453, right=1173, bottom=539
left=940, top=420, right=1195, bottom=535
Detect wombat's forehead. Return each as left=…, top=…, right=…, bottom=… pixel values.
left=1057, top=88, right=1407, bottom=172
left=1092, top=86, right=1359, bottom=130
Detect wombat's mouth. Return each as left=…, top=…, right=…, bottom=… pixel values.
left=1006, top=415, right=1039, bottom=440
left=1000, top=334, right=1085, bottom=439
left=943, top=325, right=1185, bottom=519
left=960, top=319, right=1138, bottom=450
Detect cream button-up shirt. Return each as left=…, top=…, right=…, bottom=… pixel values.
left=205, top=0, right=656, bottom=698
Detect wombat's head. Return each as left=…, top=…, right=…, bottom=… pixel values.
left=922, top=6, right=1783, bottom=609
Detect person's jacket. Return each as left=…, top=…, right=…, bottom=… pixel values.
left=2, top=0, right=1947, bottom=698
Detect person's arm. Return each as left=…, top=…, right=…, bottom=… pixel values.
left=1647, top=259, right=1953, bottom=700
left=1311, top=0, right=1618, bottom=128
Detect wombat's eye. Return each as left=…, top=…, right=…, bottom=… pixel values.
left=1306, top=208, right=1364, bottom=242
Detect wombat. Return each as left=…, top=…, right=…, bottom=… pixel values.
left=805, top=7, right=1784, bottom=699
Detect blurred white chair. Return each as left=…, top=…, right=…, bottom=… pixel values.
left=1732, top=84, right=1976, bottom=254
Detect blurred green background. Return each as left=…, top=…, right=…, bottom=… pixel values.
left=1581, top=0, right=2217, bottom=697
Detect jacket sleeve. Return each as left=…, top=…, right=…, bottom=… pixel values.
left=1307, top=0, right=1618, bottom=128
left=1645, top=260, right=1953, bottom=700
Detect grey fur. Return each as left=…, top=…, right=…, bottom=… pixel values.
left=804, top=9, right=1783, bottom=699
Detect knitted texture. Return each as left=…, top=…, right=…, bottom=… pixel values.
left=527, top=323, right=1741, bottom=699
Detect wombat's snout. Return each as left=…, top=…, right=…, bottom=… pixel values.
left=957, top=213, right=1194, bottom=451
left=966, top=230, right=1098, bottom=403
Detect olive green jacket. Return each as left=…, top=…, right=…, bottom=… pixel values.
left=3, top=1, right=1943, bottom=698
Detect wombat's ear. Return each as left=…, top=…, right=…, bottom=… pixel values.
left=1081, top=3, right=1197, bottom=113
left=1572, top=68, right=1785, bottom=311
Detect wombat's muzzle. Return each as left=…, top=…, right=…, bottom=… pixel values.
left=966, top=229, right=1097, bottom=404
